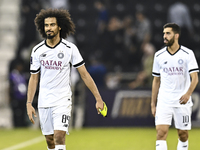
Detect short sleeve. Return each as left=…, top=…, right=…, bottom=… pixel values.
left=188, top=51, right=199, bottom=74
left=152, top=54, right=160, bottom=77
left=70, top=44, right=85, bottom=68
left=30, top=49, right=40, bottom=74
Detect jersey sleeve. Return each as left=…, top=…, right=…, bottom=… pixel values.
left=152, top=53, right=160, bottom=77
left=71, top=44, right=85, bottom=68
left=30, top=49, right=40, bottom=74
left=188, top=51, right=199, bottom=74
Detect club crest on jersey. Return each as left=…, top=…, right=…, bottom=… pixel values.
left=178, top=59, right=183, bottom=64
left=58, top=52, right=64, bottom=59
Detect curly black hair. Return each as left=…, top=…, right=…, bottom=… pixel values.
left=34, top=9, right=75, bottom=39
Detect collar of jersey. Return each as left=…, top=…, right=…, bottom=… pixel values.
left=45, top=38, right=62, bottom=49
left=166, top=45, right=181, bottom=56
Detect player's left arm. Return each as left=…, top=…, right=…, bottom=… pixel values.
left=77, top=65, right=104, bottom=113
left=180, top=72, right=199, bottom=104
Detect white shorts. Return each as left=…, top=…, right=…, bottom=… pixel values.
left=155, top=105, right=192, bottom=130
left=38, top=104, right=72, bottom=135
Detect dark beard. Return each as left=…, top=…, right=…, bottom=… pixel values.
left=46, top=30, right=57, bottom=39
left=165, top=37, right=174, bottom=47
left=47, top=34, right=55, bottom=39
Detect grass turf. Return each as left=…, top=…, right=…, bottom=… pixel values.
left=0, top=127, right=200, bottom=150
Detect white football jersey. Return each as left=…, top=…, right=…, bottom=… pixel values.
left=30, top=39, right=85, bottom=108
left=152, top=45, right=199, bottom=107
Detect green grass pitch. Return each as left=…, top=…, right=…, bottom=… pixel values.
left=0, top=127, right=200, bottom=150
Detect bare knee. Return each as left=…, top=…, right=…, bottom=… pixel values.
left=178, top=130, right=188, bottom=142
left=156, top=125, right=169, bottom=140
left=45, top=135, right=55, bottom=149
left=54, top=130, right=66, bottom=145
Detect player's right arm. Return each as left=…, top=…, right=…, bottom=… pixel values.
left=26, top=73, right=39, bottom=124
left=151, top=76, right=160, bottom=117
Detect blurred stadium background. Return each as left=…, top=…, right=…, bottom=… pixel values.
left=0, top=0, right=200, bottom=149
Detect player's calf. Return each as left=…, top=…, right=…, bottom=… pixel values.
left=177, top=130, right=188, bottom=142
left=54, top=130, right=66, bottom=145
left=45, top=134, right=55, bottom=149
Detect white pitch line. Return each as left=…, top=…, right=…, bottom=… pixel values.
left=2, top=136, right=45, bottom=150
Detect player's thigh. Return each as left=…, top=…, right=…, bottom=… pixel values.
left=173, top=106, right=192, bottom=130
left=38, top=108, right=54, bottom=135
left=155, top=105, right=173, bottom=126
left=52, top=104, right=72, bottom=134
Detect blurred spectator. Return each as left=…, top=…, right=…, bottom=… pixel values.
left=106, top=73, right=121, bottom=89
left=126, top=10, right=152, bottom=71
left=134, top=10, right=152, bottom=51
left=16, top=0, right=41, bottom=57
left=121, top=15, right=140, bottom=71
left=122, top=15, right=135, bottom=49
left=50, top=0, right=69, bottom=9
left=105, top=16, right=124, bottom=71
left=93, top=1, right=110, bottom=69
left=87, top=56, right=107, bottom=88
left=94, top=0, right=109, bottom=35
left=128, top=43, right=155, bottom=89
left=9, top=59, right=28, bottom=127
left=107, top=16, right=123, bottom=32
left=41, top=0, right=70, bottom=9
left=167, top=2, right=194, bottom=47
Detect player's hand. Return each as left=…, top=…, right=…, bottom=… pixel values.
left=26, top=103, right=37, bottom=124
left=96, top=100, right=104, bottom=114
left=151, top=105, right=156, bottom=117
left=179, top=93, right=190, bottom=104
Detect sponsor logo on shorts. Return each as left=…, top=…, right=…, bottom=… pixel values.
left=63, top=124, right=68, bottom=128
left=183, top=145, right=187, bottom=147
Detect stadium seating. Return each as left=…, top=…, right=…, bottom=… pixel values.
left=69, top=0, right=200, bottom=69
left=0, top=0, right=20, bottom=128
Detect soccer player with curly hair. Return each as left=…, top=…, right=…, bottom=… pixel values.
left=26, top=9, right=105, bottom=150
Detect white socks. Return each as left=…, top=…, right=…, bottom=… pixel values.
left=156, top=140, right=167, bottom=150
left=156, top=139, right=188, bottom=150
left=55, top=145, right=66, bottom=150
left=47, top=145, right=66, bottom=150
left=177, top=139, right=188, bottom=150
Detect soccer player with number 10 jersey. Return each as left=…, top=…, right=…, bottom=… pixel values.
left=151, top=23, right=199, bottom=150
